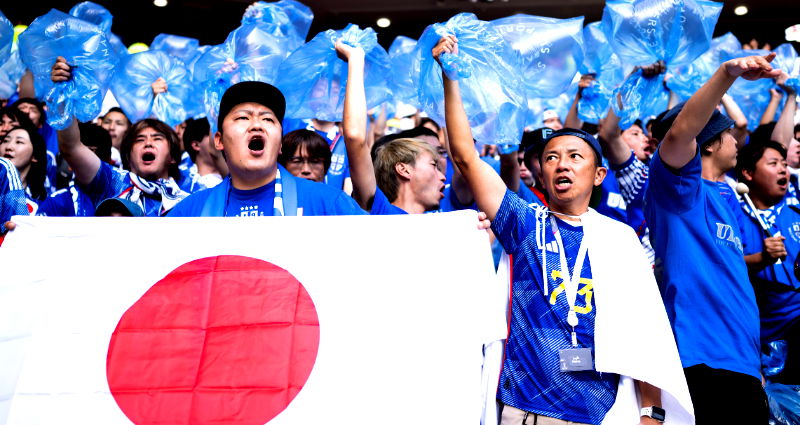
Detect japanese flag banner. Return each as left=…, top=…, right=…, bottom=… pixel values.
left=0, top=212, right=506, bottom=425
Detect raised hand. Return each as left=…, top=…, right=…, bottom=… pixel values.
left=432, top=35, right=458, bottom=65
left=724, top=53, right=782, bottom=81
left=51, top=56, right=72, bottom=83
left=151, top=77, right=168, bottom=95
left=334, top=40, right=364, bottom=63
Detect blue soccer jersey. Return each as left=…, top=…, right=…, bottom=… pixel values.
left=492, top=190, right=618, bottom=424
left=37, top=182, right=95, bottom=217
left=81, top=162, right=188, bottom=217
left=644, top=148, right=760, bottom=380
left=370, top=187, right=408, bottom=215
left=739, top=200, right=800, bottom=343
left=0, top=157, right=28, bottom=232
left=594, top=159, right=627, bottom=223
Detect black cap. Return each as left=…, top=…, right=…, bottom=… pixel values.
left=521, top=127, right=555, bottom=154
left=217, top=81, right=286, bottom=130
left=652, top=102, right=734, bottom=146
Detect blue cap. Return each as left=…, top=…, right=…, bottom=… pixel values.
left=543, top=128, right=603, bottom=163
left=652, top=102, right=734, bottom=146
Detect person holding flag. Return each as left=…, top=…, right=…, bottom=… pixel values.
left=643, top=53, right=782, bottom=423
left=436, top=35, right=693, bottom=425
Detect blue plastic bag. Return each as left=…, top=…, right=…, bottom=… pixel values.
left=721, top=48, right=774, bottom=131
left=773, top=43, right=800, bottom=92
left=69, top=2, right=127, bottom=58
left=275, top=24, right=392, bottom=122
left=762, top=340, right=788, bottom=377
left=18, top=9, right=119, bottom=129
left=388, top=36, right=419, bottom=107
left=602, top=0, right=723, bottom=68
left=0, top=11, right=13, bottom=66
left=766, top=383, right=800, bottom=425
left=577, top=22, right=624, bottom=122
left=414, top=13, right=527, bottom=154
left=241, top=0, right=313, bottom=53
left=492, top=14, right=584, bottom=99
left=0, top=48, right=25, bottom=99
left=612, top=69, right=670, bottom=128
left=150, top=34, right=200, bottom=65
left=194, top=23, right=292, bottom=130
left=110, top=50, right=199, bottom=127
left=667, top=32, right=740, bottom=101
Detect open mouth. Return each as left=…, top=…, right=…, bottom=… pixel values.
left=248, top=136, right=265, bottom=151
left=554, top=176, right=573, bottom=190
left=141, top=152, right=156, bottom=163
left=778, top=177, right=788, bottom=187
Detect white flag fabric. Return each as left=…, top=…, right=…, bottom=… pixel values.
left=0, top=212, right=504, bottom=425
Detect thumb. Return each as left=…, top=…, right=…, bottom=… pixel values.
left=763, top=52, right=777, bottom=63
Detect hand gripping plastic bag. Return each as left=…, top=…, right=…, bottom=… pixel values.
left=667, top=32, right=740, bottom=101
left=388, top=36, right=419, bottom=107
left=69, top=2, right=127, bottom=58
left=602, top=0, right=723, bottom=125
left=492, top=14, right=584, bottom=99
left=241, top=0, right=313, bottom=53
left=110, top=50, right=198, bottom=127
left=612, top=69, right=670, bottom=128
left=275, top=24, right=392, bottom=122
left=18, top=9, right=118, bottom=129
left=150, top=34, right=200, bottom=65
left=193, top=23, right=292, bottom=130
left=766, top=383, right=800, bottom=425
left=577, top=22, right=624, bottom=122
left=0, top=11, right=14, bottom=65
left=414, top=13, right=527, bottom=154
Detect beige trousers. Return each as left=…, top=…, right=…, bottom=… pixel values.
left=500, top=404, right=593, bottom=425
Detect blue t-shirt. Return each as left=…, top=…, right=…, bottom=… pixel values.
left=644, top=148, right=760, bottom=379
left=739, top=200, right=800, bottom=343
left=313, top=129, right=350, bottom=191
left=370, top=187, right=408, bottom=215
left=594, top=159, right=627, bottom=223
left=515, top=182, right=543, bottom=207
left=0, top=157, right=28, bottom=231
left=37, top=182, right=95, bottom=217
left=492, top=190, right=618, bottom=424
left=168, top=170, right=366, bottom=217
left=82, top=162, right=188, bottom=217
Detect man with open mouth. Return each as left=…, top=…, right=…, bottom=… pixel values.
left=50, top=57, right=188, bottom=217
left=167, top=80, right=365, bottom=217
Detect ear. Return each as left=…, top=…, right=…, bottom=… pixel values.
left=191, top=140, right=201, bottom=153
left=740, top=167, right=754, bottom=182
left=395, top=162, right=413, bottom=181
left=213, top=131, right=224, bottom=152
left=594, top=165, right=607, bottom=187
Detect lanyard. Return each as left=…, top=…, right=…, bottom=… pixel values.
left=549, top=216, right=588, bottom=347
left=329, top=132, right=342, bottom=152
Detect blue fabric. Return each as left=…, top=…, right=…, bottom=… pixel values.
left=594, top=162, right=627, bottom=223
left=36, top=181, right=95, bottom=216
left=388, top=36, right=418, bottom=106
left=433, top=185, right=477, bottom=213
left=369, top=187, right=407, bottom=215
left=492, top=190, right=619, bottom=423
left=150, top=34, right=201, bottom=65
left=0, top=157, right=28, bottom=232
left=515, top=183, right=541, bottom=206
left=739, top=201, right=800, bottom=343
left=168, top=172, right=365, bottom=217
left=312, top=128, right=350, bottom=190
left=224, top=180, right=275, bottom=217
left=241, top=0, right=313, bottom=54
left=81, top=162, right=184, bottom=217
left=611, top=153, right=655, bottom=264
left=644, top=148, right=760, bottom=380
left=667, top=32, right=741, bottom=102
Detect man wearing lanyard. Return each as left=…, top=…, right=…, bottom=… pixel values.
left=167, top=81, right=365, bottom=217
left=436, top=36, right=692, bottom=425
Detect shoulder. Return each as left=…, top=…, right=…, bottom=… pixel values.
left=293, top=176, right=365, bottom=215
left=167, top=184, right=220, bottom=217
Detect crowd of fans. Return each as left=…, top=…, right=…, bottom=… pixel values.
left=1, top=1, right=800, bottom=424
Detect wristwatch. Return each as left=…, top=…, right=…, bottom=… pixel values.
left=640, top=406, right=666, bottom=422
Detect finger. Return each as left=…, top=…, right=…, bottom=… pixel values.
left=763, top=52, right=777, bottom=63
left=4, top=221, right=15, bottom=231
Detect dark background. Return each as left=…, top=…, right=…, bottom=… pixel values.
left=2, top=0, right=798, bottom=51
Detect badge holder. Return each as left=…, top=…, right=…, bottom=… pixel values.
left=558, top=309, right=594, bottom=372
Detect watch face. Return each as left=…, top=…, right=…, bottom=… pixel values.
left=651, top=406, right=666, bottom=421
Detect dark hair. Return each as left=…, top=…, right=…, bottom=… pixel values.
left=4, top=124, right=47, bottom=201
left=78, top=123, right=112, bottom=163
left=103, top=107, right=131, bottom=126
left=0, top=107, right=35, bottom=134
left=736, top=140, right=787, bottom=181
left=795, top=123, right=800, bottom=136
left=418, top=117, right=440, bottom=132
left=750, top=122, right=777, bottom=146
left=11, top=98, right=46, bottom=126
left=120, top=119, right=182, bottom=180
left=371, top=126, right=439, bottom=161
left=182, top=118, right=211, bottom=163
left=278, top=129, right=331, bottom=173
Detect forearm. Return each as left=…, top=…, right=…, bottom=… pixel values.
left=598, top=106, right=633, bottom=166
left=499, top=152, right=520, bottom=192
left=342, top=54, right=376, bottom=209
left=760, top=93, right=781, bottom=126
left=744, top=252, right=774, bottom=274
left=18, top=71, right=34, bottom=98
left=720, top=94, right=749, bottom=147
left=58, top=118, right=100, bottom=185
left=636, top=380, right=663, bottom=425
left=772, top=93, right=798, bottom=149
left=660, top=66, right=737, bottom=169
left=564, top=92, right=582, bottom=129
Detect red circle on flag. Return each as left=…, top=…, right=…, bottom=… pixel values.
left=106, top=255, right=320, bottom=425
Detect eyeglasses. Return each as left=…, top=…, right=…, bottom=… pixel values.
left=288, top=156, right=325, bottom=167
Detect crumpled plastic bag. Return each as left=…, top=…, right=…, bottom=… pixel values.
left=722, top=48, right=774, bottom=131
left=602, top=0, right=723, bottom=126
left=667, top=32, right=740, bottom=101
left=150, top=34, right=200, bottom=65
left=492, top=14, right=584, bottom=99
left=612, top=69, right=670, bottom=128
left=762, top=340, right=788, bottom=377
left=0, top=48, right=25, bottom=99
left=388, top=36, right=419, bottom=107
left=414, top=13, right=527, bottom=154
left=773, top=43, right=800, bottom=92
left=69, top=1, right=127, bottom=58
left=18, top=9, right=119, bottom=129
left=0, top=11, right=14, bottom=66
left=275, top=24, right=392, bottom=122
left=766, top=383, right=800, bottom=425
left=194, top=23, right=292, bottom=130
left=578, top=22, right=624, bottom=123
left=110, top=50, right=199, bottom=127
left=241, top=0, right=313, bottom=53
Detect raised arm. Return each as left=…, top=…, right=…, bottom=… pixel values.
left=760, top=89, right=782, bottom=126
left=437, top=36, right=506, bottom=219
left=51, top=56, right=100, bottom=185
left=771, top=72, right=798, bottom=150
left=659, top=53, right=780, bottom=169
left=720, top=93, right=749, bottom=147
left=598, top=106, right=634, bottom=166
left=564, top=74, right=592, bottom=129
left=336, top=41, right=375, bottom=210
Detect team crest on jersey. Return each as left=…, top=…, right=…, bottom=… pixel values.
left=789, top=222, right=800, bottom=243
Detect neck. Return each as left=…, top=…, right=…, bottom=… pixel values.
left=392, top=185, right=426, bottom=214
left=548, top=198, right=588, bottom=222
left=196, top=155, right=220, bottom=177
left=749, top=191, right=779, bottom=210
left=701, top=155, right=727, bottom=182
left=18, top=165, right=30, bottom=189
left=230, top=164, right=277, bottom=191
